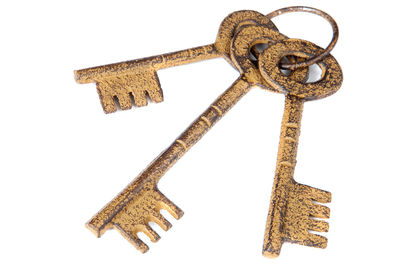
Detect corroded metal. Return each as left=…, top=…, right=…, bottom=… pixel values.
left=83, top=13, right=285, bottom=253
left=259, top=39, right=343, bottom=257
left=75, top=7, right=343, bottom=258
left=84, top=21, right=313, bottom=254
left=74, top=10, right=277, bottom=113
left=87, top=77, right=253, bottom=253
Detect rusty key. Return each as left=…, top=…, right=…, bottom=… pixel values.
left=74, top=10, right=277, bottom=113
left=258, top=38, right=343, bottom=257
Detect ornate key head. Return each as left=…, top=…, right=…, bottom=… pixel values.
left=214, top=10, right=277, bottom=65
left=259, top=38, right=343, bottom=101
left=230, top=25, right=310, bottom=89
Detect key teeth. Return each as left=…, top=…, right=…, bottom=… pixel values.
left=113, top=221, right=162, bottom=252
left=93, top=69, right=163, bottom=113
left=284, top=230, right=328, bottom=249
left=148, top=212, right=173, bottom=231
left=304, top=232, right=328, bottom=249
left=145, top=70, right=163, bottom=103
left=157, top=193, right=184, bottom=220
left=308, top=218, right=329, bottom=233
left=113, top=222, right=149, bottom=253
left=310, top=203, right=330, bottom=219
left=142, top=224, right=161, bottom=243
left=148, top=88, right=164, bottom=103
left=128, top=69, right=162, bottom=107
left=131, top=90, right=148, bottom=107
left=88, top=186, right=182, bottom=252
left=276, top=182, right=332, bottom=251
left=96, top=82, right=117, bottom=113
left=262, top=245, right=281, bottom=258
left=115, top=93, right=133, bottom=110
left=298, top=183, right=332, bottom=203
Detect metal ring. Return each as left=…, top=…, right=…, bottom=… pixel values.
left=266, top=6, right=339, bottom=70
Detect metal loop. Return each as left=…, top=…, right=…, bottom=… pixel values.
left=266, top=6, right=339, bottom=70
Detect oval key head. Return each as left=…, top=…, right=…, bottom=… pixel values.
left=259, top=38, right=343, bottom=101
left=214, top=10, right=278, bottom=66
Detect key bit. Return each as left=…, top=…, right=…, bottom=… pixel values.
left=283, top=182, right=331, bottom=247
left=74, top=10, right=277, bottom=113
left=258, top=38, right=343, bottom=257
left=106, top=186, right=183, bottom=253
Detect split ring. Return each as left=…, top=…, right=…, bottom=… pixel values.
left=266, top=6, right=339, bottom=70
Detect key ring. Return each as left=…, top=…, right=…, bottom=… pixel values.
left=266, top=6, right=339, bottom=70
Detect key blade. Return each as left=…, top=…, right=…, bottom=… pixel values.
left=113, top=222, right=150, bottom=253
left=308, top=218, right=329, bottom=233
left=283, top=182, right=331, bottom=248
left=294, top=232, right=328, bottom=249
left=86, top=185, right=182, bottom=252
left=76, top=69, right=163, bottom=113
left=297, top=183, right=332, bottom=204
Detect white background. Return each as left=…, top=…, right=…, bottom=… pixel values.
left=1, top=0, right=399, bottom=265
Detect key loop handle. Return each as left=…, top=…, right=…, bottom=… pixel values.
left=266, top=6, right=339, bottom=70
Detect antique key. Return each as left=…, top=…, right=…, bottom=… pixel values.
left=74, top=10, right=277, bottom=113
left=258, top=39, right=343, bottom=257
left=77, top=6, right=343, bottom=257
left=83, top=22, right=310, bottom=253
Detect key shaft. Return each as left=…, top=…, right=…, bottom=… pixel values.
left=263, top=94, right=304, bottom=257
left=74, top=44, right=218, bottom=83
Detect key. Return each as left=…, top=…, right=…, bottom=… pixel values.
left=74, top=10, right=277, bottom=113
left=85, top=24, right=309, bottom=253
left=258, top=38, right=343, bottom=257
left=88, top=78, right=251, bottom=253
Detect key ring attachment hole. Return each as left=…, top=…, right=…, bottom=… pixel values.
left=259, top=38, right=342, bottom=100
left=305, top=63, right=324, bottom=83
left=266, top=6, right=338, bottom=70
left=278, top=56, right=324, bottom=83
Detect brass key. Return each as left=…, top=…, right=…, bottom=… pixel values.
left=85, top=23, right=309, bottom=253
left=74, top=10, right=277, bottom=113
left=88, top=78, right=252, bottom=253
left=258, top=38, right=343, bottom=257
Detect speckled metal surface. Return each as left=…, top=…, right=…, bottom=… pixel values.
left=259, top=39, right=343, bottom=257
left=82, top=11, right=283, bottom=253
left=74, top=10, right=277, bottom=113
left=74, top=7, right=343, bottom=258
left=86, top=77, right=253, bottom=253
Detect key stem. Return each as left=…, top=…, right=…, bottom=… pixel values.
left=263, top=94, right=305, bottom=257
left=74, top=44, right=218, bottom=83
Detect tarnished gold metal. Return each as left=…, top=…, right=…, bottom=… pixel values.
left=76, top=7, right=343, bottom=258
left=74, top=10, right=277, bottom=113
left=82, top=14, right=282, bottom=253
left=259, top=39, right=343, bottom=257
left=84, top=21, right=313, bottom=253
